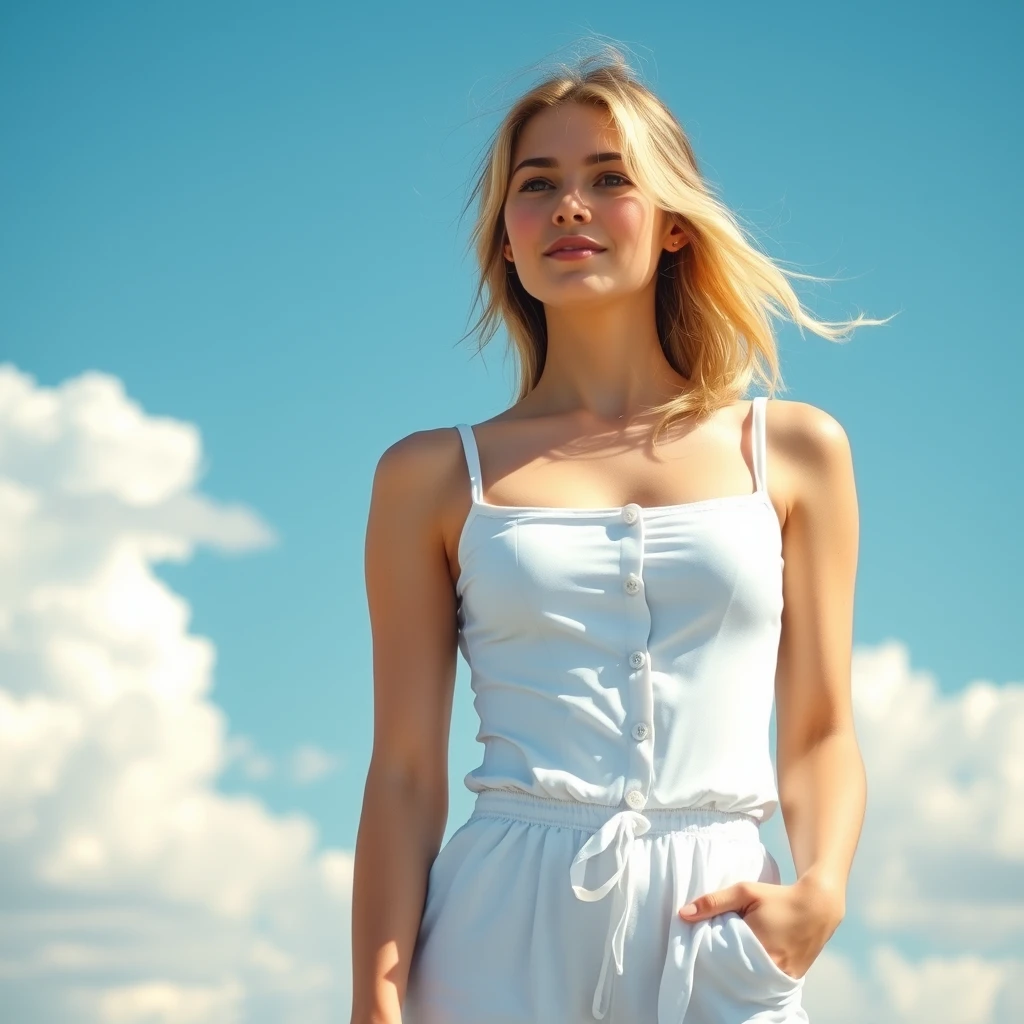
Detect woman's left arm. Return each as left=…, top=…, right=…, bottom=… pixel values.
left=677, top=400, right=865, bottom=975
left=773, top=400, right=867, bottom=917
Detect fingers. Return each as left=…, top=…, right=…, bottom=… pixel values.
left=679, top=883, right=753, bottom=920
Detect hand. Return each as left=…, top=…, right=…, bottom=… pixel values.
left=678, top=873, right=844, bottom=980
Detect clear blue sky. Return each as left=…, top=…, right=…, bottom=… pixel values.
left=2, top=3, right=1022, bottom=1020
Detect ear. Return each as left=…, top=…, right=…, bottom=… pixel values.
left=503, top=238, right=515, bottom=263
left=665, top=221, right=689, bottom=253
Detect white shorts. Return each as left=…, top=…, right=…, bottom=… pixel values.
left=404, top=789, right=809, bottom=1024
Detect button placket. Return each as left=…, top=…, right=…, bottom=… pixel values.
left=620, top=507, right=654, bottom=811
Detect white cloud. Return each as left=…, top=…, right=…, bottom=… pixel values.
left=221, top=739, right=342, bottom=785
left=870, top=944, right=1010, bottom=1024
left=803, top=946, right=1024, bottom=1024
left=73, top=978, right=245, bottom=1024
left=0, top=364, right=352, bottom=1023
left=224, top=736, right=274, bottom=781
left=797, top=642, right=1024, bottom=1022
left=847, top=642, right=1024, bottom=947
left=290, top=745, right=340, bottom=784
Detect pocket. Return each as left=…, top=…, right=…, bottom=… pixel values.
left=691, top=909, right=806, bottom=1016
left=732, top=912, right=804, bottom=988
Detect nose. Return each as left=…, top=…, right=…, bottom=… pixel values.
left=553, top=188, right=591, bottom=225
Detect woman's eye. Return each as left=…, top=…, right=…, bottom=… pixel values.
left=517, top=172, right=631, bottom=193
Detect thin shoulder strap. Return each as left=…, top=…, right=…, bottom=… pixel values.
left=751, top=396, right=768, bottom=494
left=453, top=424, right=483, bottom=504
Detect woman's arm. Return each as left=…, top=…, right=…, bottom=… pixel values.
left=350, top=430, right=461, bottom=1024
left=774, top=400, right=867, bottom=914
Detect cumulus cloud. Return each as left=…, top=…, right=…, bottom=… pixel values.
left=0, top=364, right=353, bottom=1023
left=799, top=641, right=1024, bottom=1022
left=220, top=738, right=341, bottom=785
left=848, top=642, right=1024, bottom=947
left=804, top=946, right=1024, bottom=1024
left=223, top=736, right=275, bottom=782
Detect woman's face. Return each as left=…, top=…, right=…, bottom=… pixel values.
left=502, top=102, right=686, bottom=305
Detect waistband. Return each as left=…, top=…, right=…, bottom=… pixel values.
left=470, top=788, right=761, bottom=840
left=470, top=788, right=762, bottom=1019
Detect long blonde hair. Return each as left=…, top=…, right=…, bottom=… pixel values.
left=460, top=44, right=891, bottom=442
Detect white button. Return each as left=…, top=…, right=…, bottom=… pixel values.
left=624, top=573, right=641, bottom=595
left=625, top=788, right=646, bottom=810
left=629, top=650, right=646, bottom=669
left=631, top=722, right=650, bottom=741
left=623, top=504, right=639, bottom=524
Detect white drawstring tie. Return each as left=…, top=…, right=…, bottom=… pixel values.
left=569, top=808, right=652, bottom=1019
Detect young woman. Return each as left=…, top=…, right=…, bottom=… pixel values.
left=352, top=48, right=875, bottom=1024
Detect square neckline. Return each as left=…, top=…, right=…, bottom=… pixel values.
left=456, top=396, right=772, bottom=519
left=467, top=486, right=770, bottom=518
left=452, top=398, right=779, bottom=594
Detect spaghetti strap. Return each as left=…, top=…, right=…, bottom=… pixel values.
left=454, top=423, right=483, bottom=504
left=751, top=396, right=768, bottom=494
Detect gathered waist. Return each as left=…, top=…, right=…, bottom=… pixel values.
left=469, top=787, right=762, bottom=1019
left=469, top=787, right=761, bottom=841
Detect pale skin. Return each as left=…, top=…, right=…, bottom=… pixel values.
left=352, top=101, right=866, bottom=1021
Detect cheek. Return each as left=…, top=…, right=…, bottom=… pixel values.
left=504, top=201, right=543, bottom=245
left=607, top=198, right=651, bottom=251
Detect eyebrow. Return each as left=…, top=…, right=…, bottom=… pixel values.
left=510, top=151, right=624, bottom=178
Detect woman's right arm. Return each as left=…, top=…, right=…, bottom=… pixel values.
left=350, top=430, right=460, bottom=1024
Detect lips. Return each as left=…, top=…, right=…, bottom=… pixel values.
left=544, top=236, right=606, bottom=255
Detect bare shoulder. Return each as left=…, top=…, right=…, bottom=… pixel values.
left=763, top=397, right=852, bottom=462
left=371, top=425, right=468, bottom=517
left=763, top=398, right=857, bottom=520
left=369, top=424, right=472, bottom=586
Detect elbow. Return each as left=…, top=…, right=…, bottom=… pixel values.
left=363, top=755, right=448, bottom=825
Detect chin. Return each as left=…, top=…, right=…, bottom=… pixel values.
left=529, top=276, right=619, bottom=299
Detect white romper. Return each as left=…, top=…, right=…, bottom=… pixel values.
left=403, top=396, right=809, bottom=1024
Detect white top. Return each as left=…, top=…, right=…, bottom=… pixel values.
left=452, top=395, right=784, bottom=824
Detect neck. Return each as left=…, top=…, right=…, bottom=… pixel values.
left=532, top=290, right=690, bottom=421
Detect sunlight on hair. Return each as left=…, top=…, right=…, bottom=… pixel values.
left=458, top=39, right=894, bottom=443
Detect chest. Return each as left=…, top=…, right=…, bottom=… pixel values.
left=456, top=499, right=784, bottom=641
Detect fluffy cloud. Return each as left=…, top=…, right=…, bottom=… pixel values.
left=799, top=641, right=1024, bottom=1022
left=848, top=641, right=1024, bottom=946
left=0, top=364, right=353, bottom=1023
left=221, top=738, right=341, bottom=785
left=804, top=946, right=1024, bottom=1024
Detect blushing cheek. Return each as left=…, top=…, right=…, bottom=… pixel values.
left=504, top=201, right=543, bottom=255
left=607, top=198, right=649, bottom=259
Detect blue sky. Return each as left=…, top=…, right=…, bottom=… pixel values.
left=2, top=2, right=1021, bottom=1021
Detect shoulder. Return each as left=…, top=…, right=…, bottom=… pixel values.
left=372, top=425, right=468, bottom=513
left=370, top=423, right=473, bottom=544
left=761, top=398, right=856, bottom=517
left=763, top=397, right=851, bottom=462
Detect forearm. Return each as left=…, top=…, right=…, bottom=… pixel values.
left=777, top=727, right=867, bottom=912
left=350, top=763, right=446, bottom=1024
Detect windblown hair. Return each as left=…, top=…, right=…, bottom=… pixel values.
left=460, top=44, right=890, bottom=442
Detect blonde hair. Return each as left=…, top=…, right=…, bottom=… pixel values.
left=459, top=44, right=892, bottom=442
